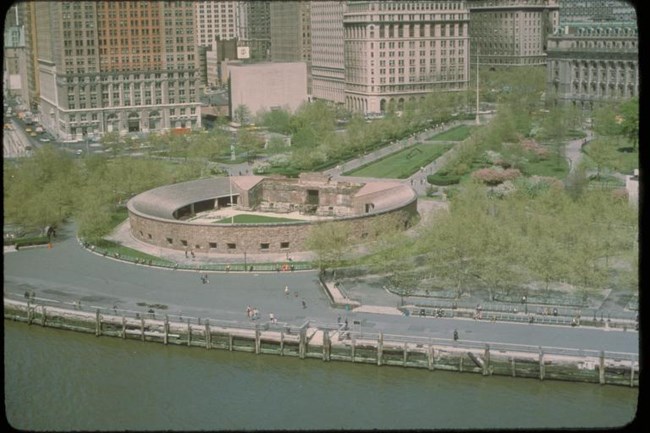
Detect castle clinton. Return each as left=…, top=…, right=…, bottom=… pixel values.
left=127, top=173, right=418, bottom=254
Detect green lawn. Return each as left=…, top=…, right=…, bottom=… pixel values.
left=429, top=125, right=475, bottom=141
left=346, top=142, right=453, bottom=179
left=215, top=214, right=303, bottom=224
left=522, top=157, right=570, bottom=179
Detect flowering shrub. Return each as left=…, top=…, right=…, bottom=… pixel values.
left=488, top=180, right=517, bottom=198
left=521, top=139, right=550, bottom=159
left=471, top=167, right=522, bottom=186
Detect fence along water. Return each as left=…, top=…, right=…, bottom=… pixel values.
left=4, top=293, right=638, bottom=388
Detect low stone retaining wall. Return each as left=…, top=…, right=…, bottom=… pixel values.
left=5, top=298, right=638, bottom=388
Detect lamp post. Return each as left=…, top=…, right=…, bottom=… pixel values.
left=475, top=44, right=480, bottom=125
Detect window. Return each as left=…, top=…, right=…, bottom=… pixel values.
left=166, top=237, right=173, bottom=245
left=280, top=242, right=290, bottom=250
left=260, top=243, right=270, bottom=251
left=209, top=242, right=217, bottom=249
left=227, top=243, right=236, bottom=250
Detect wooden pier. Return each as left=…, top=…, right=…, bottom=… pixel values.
left=4, top=298, right=638, bottom=388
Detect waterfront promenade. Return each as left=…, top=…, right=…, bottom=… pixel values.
left=3, top=223, right=638, bottom=358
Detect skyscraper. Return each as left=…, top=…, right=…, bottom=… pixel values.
left=343, top=0, right=470, bottom=114
left=311, top=1, right=348, bottom=104
left=34, top=1, right=201, bottom=140
left=195, top=1, right=238, bottom=47
left=237, top=1, right=271, bottom=61
left=270, top=1, right=312, bottom=93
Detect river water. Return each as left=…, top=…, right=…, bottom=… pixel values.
left=4, top=321, right=638, bottom=431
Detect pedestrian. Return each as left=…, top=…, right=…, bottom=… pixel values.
left=190, top=250, right=195, bottom=259
left=253, top=308, right=259, bottom=320
left=204, top=273, right=209, bottom=284
left=302, top=300, right=307, bottom=309
left=453, top=329, right=459, bottom=341
left=246, top=305, right=252, bottom=319
left=284, top=285, right=289, bottom=296
left=185, top=248, right=188, bottom=258
left=337, top=315, right=341, bottom=325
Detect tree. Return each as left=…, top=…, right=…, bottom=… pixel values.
left=584, top=138, right=617, bottom=179
left=618, top=98, right=639, bottom=151
left=233, top=104, right=251, bottom=126
left=260, top=108, right=292, bottom=134
left=305, top=221, right=352, bottom=271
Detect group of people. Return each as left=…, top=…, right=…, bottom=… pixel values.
left=246, top=305, right=259, bottom=320
left=200, top=273, right=209, bottom=284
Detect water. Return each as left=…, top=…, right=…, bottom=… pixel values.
left=4, top=321, right=638, bottom=431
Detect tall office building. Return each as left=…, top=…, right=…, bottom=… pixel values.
left=237, top=1, right=271, bottom=61
left=310, top=1, right=347, bottom=104
left=467, top=0, right=560, bottom=67
left=195, top=1, right=238, bottom=47
left=343, top=0, right=470, bottom=114
left=270, top=1, right=311, bottom=93
left=34, top=1, right=201, bottom=141
left=3, top=4, right=30, bottom=105
left=546, top=0, right=638, bottom=107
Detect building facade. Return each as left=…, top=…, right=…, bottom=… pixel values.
left=229, top=62, right=308, bottom=116
left=237, top=1, right=271, bottom=61
left=343, top=0, right=470, bottom=114
left=34, top=1, right=202, bottom=141
left=467, top=0, right=560, bottom=67
left=545, top=0, right=638, bottom=107
left=310, top=1, right=348, bottom=105
left=545, top=22, right=638, bottom=108
left=195, top=1, right=238, bottom=47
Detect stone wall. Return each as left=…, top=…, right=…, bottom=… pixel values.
left=128, top=200, right=416, bottom=254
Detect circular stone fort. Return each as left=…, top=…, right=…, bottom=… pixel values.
left=127, top=173, right=418, bottom=255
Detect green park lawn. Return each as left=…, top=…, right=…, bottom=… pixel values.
left=429, top=125, right=475, bottom=141
left=215, top=214, right=302, bottom=224
left=346, top=142, right=453, bottom=179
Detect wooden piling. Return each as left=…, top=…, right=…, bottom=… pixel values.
left=27, top=302, right=32, bottom=325
left=539, top=348, right=545, bottom=381
left=483, top=344, right=490, bottom=376
left=403, top=342, right=408, bottom=367
left=205, top=321, right=211, bottom=349
left=511, top=357, right=516, bottom=377
left=140, top=317, right=145, bottom=341
left=163, top=315, right=169, bottom=345
left=459, top=356, right=463, bottom=372
left=95, top=309, right=102, bottom=337
left=121, top=316, right=126, bottom=339
left=280, top=331, right=285, bottom=356
left=187, top=320, right=191, bottom=347
left=323, top=331, right=330, bottom=361
left=299, top=328, right=306, bottom=359
left=427, top=345, right=434, bottom=371
left=228, top=333, right=233, bottom=351
left=351, top=335, right=356, bottom=362
left=377, top=332, right=383, bottom=366
left=630, top=360, right=635, bottom=387
left=41, top=306, right=46, bottom=326
left=255, top=328, right=261, bottom=354
left=599, top=351, right=605, bottom=385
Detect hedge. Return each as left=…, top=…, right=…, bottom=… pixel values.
left=427, top=173, right=461, bottom=186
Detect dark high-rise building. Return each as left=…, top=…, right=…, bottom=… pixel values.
left=467, top=0, right=560, bottom=67
left=238, top=1, right=271, bottom=61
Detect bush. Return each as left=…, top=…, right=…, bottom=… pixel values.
left=471, top=167, right=522, bottom=186
left=427, top=173, right=461, bottom=186
left=13, top=236, right=50, bottom=248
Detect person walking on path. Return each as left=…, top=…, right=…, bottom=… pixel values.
left=284, top=285, right=289, bottom=296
